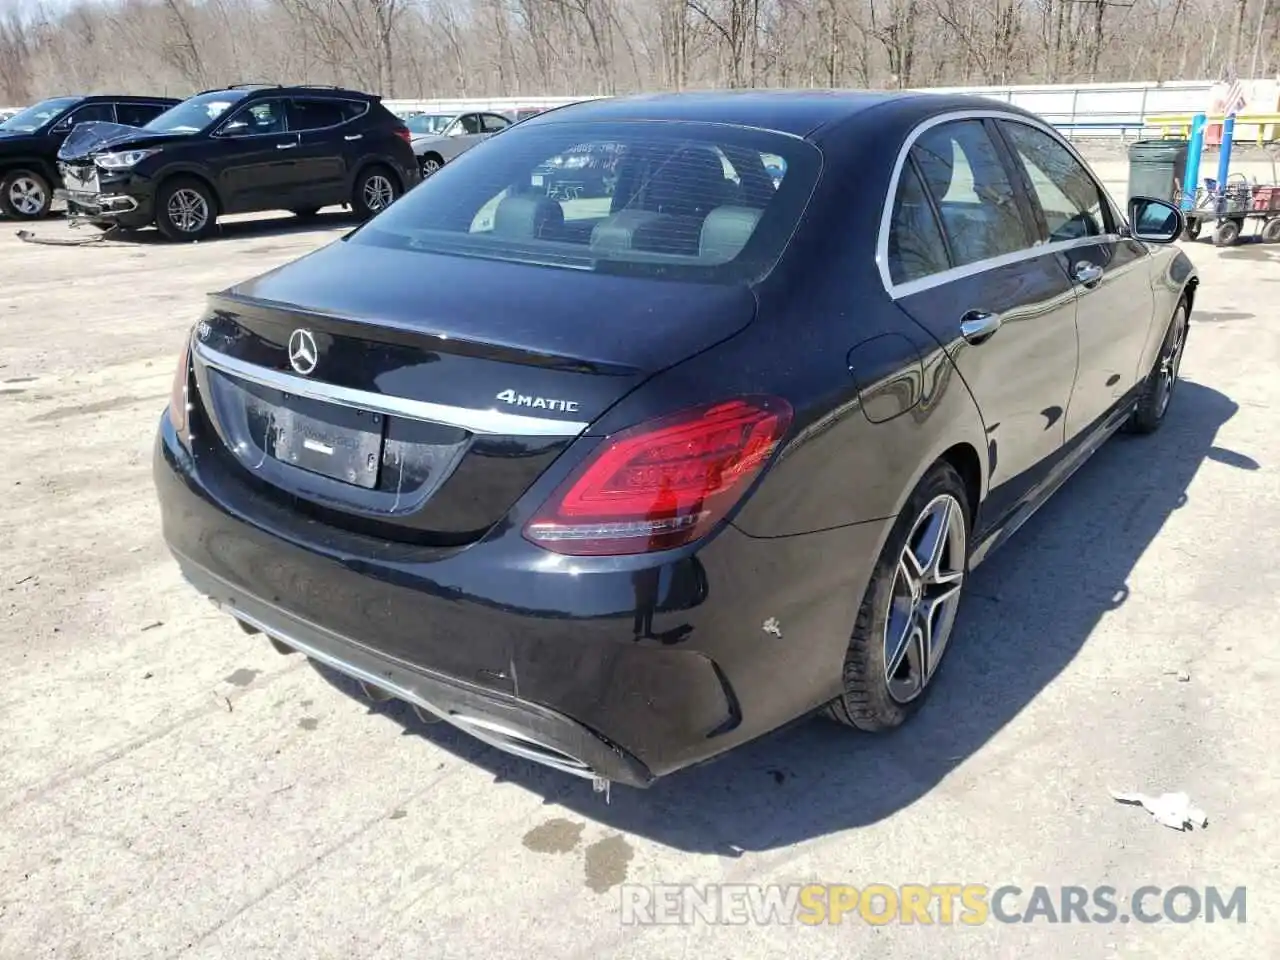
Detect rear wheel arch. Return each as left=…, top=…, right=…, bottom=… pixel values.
left=938, top=442, right=983, bottom=533
left=354, top=159, right=403, bottom=193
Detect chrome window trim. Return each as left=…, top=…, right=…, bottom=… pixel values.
left=876, top=109, right=1132, bottom=300
left=193, top=340, right=590, bottom=437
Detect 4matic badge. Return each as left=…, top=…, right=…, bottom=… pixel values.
left=495, top=389, right=579, bottom=413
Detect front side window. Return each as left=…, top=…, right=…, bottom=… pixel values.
left=481, top=114, right=510, bottom=134
left=887, top=161, right=951, bottom=285
left=1000, top=120, right=1111, bottom=242
left=348, top=120, right=820, bottom=285
left=910, top=120, right=1032, bottom=268
left=221, top=99, right=287, bottom=136
left=146, top=92, right=247, bottom=134
left=60, top=103, right=116, bottom=128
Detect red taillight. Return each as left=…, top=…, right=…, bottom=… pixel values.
left=167, top=333, right=191, bottom=433
left=524, top=396, right=792, bottom=556
left=394, top=127, right=412, bottom=144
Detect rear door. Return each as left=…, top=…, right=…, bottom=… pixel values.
left=480, top=113, right=511, bottom=139
left=884, top=117, right=1080, bottom=531
left=993, top=118, right=1157, bottom=441
left=286, top=97, right=355, bottom=207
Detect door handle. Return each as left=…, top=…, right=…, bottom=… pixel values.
left=344, top=134, right=363, bottom=141
left=1074, top=261, right=1104, bottom=286
left=959, top=310, right=1003, bottom=344
left=276, top=141, right=298, bottom=150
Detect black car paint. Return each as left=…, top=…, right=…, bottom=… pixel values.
left=154, top=91, right=1198, bottom=786
left=0, top=95, right=178, bottom=198
left=56, top=88, right=420, bottom=229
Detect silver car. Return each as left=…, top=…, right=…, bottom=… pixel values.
left=410, top=111, right=511, bottom=177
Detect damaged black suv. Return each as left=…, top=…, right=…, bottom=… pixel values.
left=0, top=94, right=178, bottom=220
left=56, top=84, right=420, bottom=241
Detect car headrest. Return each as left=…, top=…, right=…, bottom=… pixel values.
left=492, top=194, right=565, bottom=239
left=590, top=209, right=663, bottom=252
left=646, top=148, right=729, bottom=218
left=700, top=206, right=763, bottom=261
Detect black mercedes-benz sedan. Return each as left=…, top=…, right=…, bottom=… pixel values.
left=154, top=91, right=1197, bottom=789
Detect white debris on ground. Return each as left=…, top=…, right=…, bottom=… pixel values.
left=1110, top=789, right=1210, bottom=831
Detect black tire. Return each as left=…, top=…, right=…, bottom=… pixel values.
left=0, top=168, right=53, bottom=220
left=1262, top=218, right=1280, bottom=243
left=420, top=153, right=444, bottom=178
left=1182, top=219, right=1202, bottom=241
left=827, top=461, right=970, bottom=732
left=155, top=176, right=217, bottom=242
left=1128, top=300, right=1188, bottom=435
left=1212, top=218, right=1241, bottom=247
left=351, top=165, right=401, bottom=220
left=291, top=207, right=320, bottom=219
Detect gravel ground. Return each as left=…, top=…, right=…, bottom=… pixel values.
left=1, top=163, right=1278, bottom=959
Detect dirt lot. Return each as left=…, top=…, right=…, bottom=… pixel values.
left=2, top=186, right=1279, bottom=959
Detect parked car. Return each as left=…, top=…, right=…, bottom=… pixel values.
left=530, top=140, right=623, bottom=200
left=55, top=83, right=420, bottom=241
left=0, top=94, right=179, bottom=220
left=154, top=91, right=1196, bottom=790
left=410, top=110, right=511, bottom=177
left=404, top=113, right=454, bottom=137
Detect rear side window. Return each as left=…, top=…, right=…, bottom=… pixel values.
left=887, top=162, right=951, bottom=285
left=910, top=120, right=1032, bottom=268
left=481, top=113, right=510, bottom=133
left=999, top=120, right=1112, bottom=242
left=349, top=120, right=820, bottom=285
left=288, top=98, right=348, bottom=131
left=116, top=102, right=168, bottom=127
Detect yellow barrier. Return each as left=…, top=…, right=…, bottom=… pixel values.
left=1145, top=113, right=1280, bottom=145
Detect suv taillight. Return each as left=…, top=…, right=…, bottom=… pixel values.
left=394, top=127, right=411, bottom=144
left=523, top=397, right=792, bottom=556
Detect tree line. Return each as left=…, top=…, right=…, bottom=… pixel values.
left=1, top=0, right=1276, bottom=106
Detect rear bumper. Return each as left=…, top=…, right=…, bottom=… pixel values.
left=154, top=415, right=886, bottom=784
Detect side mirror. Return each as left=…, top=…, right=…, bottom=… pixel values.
left=1128, top=196, right=1185, bottom=244
left=218, top=120, right=249, bottom=137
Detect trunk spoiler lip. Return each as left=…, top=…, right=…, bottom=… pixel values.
left=192, top=337, right=591, bottom=438
left=207, top=288, right=643, bottom=378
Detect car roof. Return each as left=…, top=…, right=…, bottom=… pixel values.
left=519, top=89, right=1037, bottom=139
left=197, top=84, right=378, bottom=100
left=80, top=94, right=182, bottom=103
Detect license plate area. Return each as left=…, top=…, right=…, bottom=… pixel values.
left=266, top=394, right=384, bottom=489
left=63, top=166, right=100, bottom=193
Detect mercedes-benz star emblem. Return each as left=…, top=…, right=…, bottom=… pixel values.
left=287, top=328, right=318, bottom=376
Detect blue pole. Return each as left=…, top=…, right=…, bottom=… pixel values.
left=1216, top=114, right=1236, bottom=214
left=1182, top=113, right=1206, bottom=211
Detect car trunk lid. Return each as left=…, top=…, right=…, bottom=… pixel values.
left=189, top=240, right=757, bottom=543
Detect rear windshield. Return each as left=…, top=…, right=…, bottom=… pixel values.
left=349, top=120, right=821, bottom=284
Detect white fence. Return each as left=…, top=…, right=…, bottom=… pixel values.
left=7, top=78, right=1274, bottom=139
left=384, top=78, right=1276, bottom=140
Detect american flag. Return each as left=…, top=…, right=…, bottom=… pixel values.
left=1221, top=66, right=1248, bottom=117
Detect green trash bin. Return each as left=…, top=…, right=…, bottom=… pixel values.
left=1126, top=139, right=1190, bottom=204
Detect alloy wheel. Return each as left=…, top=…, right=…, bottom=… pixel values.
left=1156, top=312, right=1186, bottom=418
left=8, top=176, right=46, bottom=216
left=167, top=188, right=210, bottom=234
left=363, top=175, right=395, bottom=211
left=884, top=493, right=966, bottom=703
left=422, top=158, right=441, bottom=176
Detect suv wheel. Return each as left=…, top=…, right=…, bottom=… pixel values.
left=352, top=166, right=399, bottom=219
left=827, top=462, right=970, bottom=731
left=1128, top=301, right=1188, bottom=434
left=1, top=169, right=53, bottom=220
left=156, top=177, right=217, bottom=242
